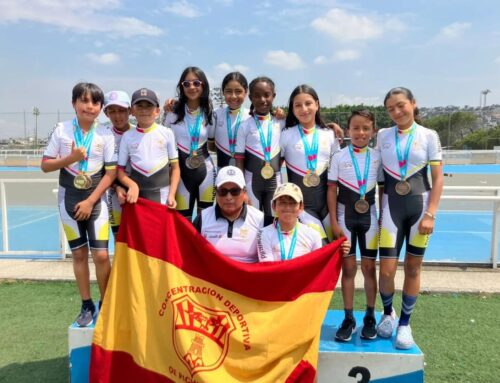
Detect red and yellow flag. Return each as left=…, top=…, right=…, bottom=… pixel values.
left=90, top=198, right=343, bottom=383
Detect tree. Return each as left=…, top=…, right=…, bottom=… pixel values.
left=423, top=111, right=478, bottom=148
left=454, top=126, right=500, bottom=149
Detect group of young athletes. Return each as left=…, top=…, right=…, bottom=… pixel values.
left=41, top=66, right=443, bottom=352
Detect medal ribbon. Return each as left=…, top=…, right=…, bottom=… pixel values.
left=395, top=122, right=416, bottom=181
left=186, top=110, right=203, bottom=155
left=254, top=115, right=272, bottom=163
left=298, top=125, right=319, bottom=174
left=73, top=118, right=96, bottom=173
left=348, top=145, right=371, bottom=199
left=277, top=222, right=298, bottom=261
left=226, top=107, right=242, bottom=157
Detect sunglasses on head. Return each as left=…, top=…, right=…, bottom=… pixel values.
left=181, top=80, right=203, bottom=88
left=216, top=187, right=243, bottom=197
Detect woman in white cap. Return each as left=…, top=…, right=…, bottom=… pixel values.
left=258, top=182, right=350, bottom=262
left=193, top=166, right=264, bottom=263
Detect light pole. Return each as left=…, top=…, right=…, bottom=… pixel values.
left=32, top=106, right=40, bottom=148
left=480, top=89, right=491, bottom=108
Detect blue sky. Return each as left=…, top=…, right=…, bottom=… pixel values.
left=1, top=0, right=500, bottom=139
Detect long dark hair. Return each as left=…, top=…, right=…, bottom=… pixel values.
left=72, top=83, right=104, bottom=106
left=285, top=84, right=327, bottom=129
left=173, top=66, right=213, bottom=125
left=248, top=76, right=275, bottom=116
left=383, top=87, right=422, bottom=125
left=347, top=109, right=376, bottom=130
left=221, top=72, right=248, bottom=92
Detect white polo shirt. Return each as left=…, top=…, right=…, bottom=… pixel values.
left=257, top=221, right=322, bottom=262
left=193, top=203, right=264, bottom=263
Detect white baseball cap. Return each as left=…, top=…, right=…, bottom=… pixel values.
left=272, top=182, right=303, bottom=203
left=104, top=91, right=131, bottom=110
left=216, top=166, right=245, bottom=189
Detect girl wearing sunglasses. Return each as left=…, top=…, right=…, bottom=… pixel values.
left=193, top=166, right=264, bottom=263
left=164, top=67, right=216, bottom=222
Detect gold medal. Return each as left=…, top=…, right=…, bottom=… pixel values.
left=261, top=163, right=274, bottom=179
left=395, top=180, right=411, bottom=196
left=303, top=172, right=320, bottom=187
left=354, top=199, right=370, bottom=214
left=74, top=173, right=91, bottom=190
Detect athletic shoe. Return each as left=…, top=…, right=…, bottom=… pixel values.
left=335, top=317, right=356, bottom=342
left=76, top=308, right=94, bottom=327
left=395, top=325, right=415, bottom=349
left=377, top=308, right=396, bottom=338
left=361, top=315, right=377, bottom=340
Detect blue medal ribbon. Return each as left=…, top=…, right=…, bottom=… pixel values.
left=72, top=118, right=96, bottom=173
left=395, top=122, right=416, bottom=181
left=186, top=110, right=203, bottom=155
left=254, top=115, right=272, bottom=163
left=226, top=107, right=242, bottom=157
left=348, top=145, right=371, bottom=199
left=298, top=125, right=319, bottom=174
left=277, top=222, right=298, bottom=261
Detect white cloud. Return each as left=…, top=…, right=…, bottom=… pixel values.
left=0, top=0, right=162, bottom=37
left=335, top=94, right=380, bottom=105
left=223, top=27, right=259, bottom=36
left=264, top=50, right=305, bottom=70
left=313, top=50, right=361, bottom=64
left=314, top=55, right=328, bottom=65
left=437, top=22, right=471, bottom=40
left=333, top=49, right=361, bottom=61
left=164, top=0, right=202, bottom=18
left=151, top=48, right=162, bottom=56
left=214, top=0, right=233, bottom=5
left=87, top=52, right=120, bottom=65
left=215, top=62, right=250, bottom=73
left=311, top=8, right=384, bottom=42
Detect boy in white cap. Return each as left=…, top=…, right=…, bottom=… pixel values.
left=258, top=182, right=350, bottom=262
left=117, top=88, right=180, bottom=207
left=193, top=166, right=264, bottom=263
left=103, top=90, right=132, bottom=235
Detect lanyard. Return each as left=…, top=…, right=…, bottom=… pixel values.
left=348, top=145, right=371, bottom=198
left=277, top=222, right=298, bottom=261
left=73, top=118, right=96, bottom=172
left=254, top=115, right=272, bottom=162
left=298, top=125, right=319, bottom=173
left=395, top=123, right=416, bottom=180
left=186, top=110, right=203, bottom=155
left=226, top=107, right=242, bottom=156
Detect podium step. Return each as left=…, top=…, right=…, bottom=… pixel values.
left=318, top=310, right=424, bottom=383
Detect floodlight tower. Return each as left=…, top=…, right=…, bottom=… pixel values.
left=481, top=89, right=491, bottom=108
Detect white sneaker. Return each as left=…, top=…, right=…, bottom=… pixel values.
left=396, top=325, right=415, bottom=349
left=377, top=308, right=396, bottom=338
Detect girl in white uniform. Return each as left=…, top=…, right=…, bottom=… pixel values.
left=280, top=84, right=339, bottom=243
left=376, top=87, right=443, bottom=350
left=235, top=76, right=284, bottom=226
left=209, top=72, right=251, bottom=169
left=164, top=67, right=216, bottom=222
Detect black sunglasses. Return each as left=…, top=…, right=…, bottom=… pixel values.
left=216, top=187, right=243, bottom=197
left=181, top=80, right=203, bottom=88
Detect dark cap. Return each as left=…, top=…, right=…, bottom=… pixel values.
left=131, top=88, right=160, bottom=107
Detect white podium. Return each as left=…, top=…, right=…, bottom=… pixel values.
left=318, top=310, right=424, bottom=383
